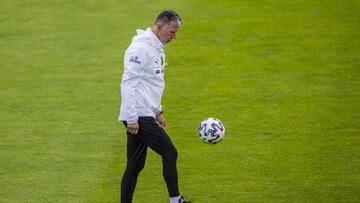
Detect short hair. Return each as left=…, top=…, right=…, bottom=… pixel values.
left=155, top=10, right=182, bottom=26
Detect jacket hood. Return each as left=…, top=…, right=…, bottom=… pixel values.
left=131, top=28, right=164, bottom=49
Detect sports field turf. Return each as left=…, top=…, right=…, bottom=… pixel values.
left=1, top=0, right=359, bottom=202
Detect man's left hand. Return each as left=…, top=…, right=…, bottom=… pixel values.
left=156, top=113, right=167, bottom=129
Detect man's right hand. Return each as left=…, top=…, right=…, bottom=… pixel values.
left=127, top=122, right=139, bottom=135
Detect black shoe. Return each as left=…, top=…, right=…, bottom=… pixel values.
left=179, top=196, right=192, bottom=203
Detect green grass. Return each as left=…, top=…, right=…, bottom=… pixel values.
left=1, top=0, right=359, bottom=202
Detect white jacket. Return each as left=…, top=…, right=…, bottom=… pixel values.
left=119, top=28, right=166, bottom=124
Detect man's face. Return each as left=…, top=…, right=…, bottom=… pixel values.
left=157, top=21, right=179, bottom=44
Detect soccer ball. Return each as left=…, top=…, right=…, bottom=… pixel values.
left=198, top=117, right=225, bottom=144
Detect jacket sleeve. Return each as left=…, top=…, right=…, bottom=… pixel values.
left=121, top=45, right=148, bottom=124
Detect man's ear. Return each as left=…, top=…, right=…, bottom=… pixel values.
left=155, top=22, right=163, bottom=30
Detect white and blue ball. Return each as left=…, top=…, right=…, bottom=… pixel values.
left=198, top=117, right=225, bottom=144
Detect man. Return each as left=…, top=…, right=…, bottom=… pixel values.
left=119, top=10, right=191, bottom=203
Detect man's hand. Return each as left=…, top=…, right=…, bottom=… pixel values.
left=127, top=122, right=139, bottom=135
left=156, top=113, right=167, bottom=129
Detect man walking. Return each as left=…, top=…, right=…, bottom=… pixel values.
left=119, top=10, right=190, bottom=203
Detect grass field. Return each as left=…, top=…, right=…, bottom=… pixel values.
left=1, top=0, right=359, bottom=202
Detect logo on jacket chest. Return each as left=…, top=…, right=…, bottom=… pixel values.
left=153, top=56, right=165, bottom=75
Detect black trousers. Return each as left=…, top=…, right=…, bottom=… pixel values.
left=121, top=117, right=179, bottom=203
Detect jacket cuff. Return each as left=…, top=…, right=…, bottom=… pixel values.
left=126, top=118, right=138, bottom=124
left=155, top=105, right=163, bottom=116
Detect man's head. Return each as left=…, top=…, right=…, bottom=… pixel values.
left=152, top=10, right=182, bottom=44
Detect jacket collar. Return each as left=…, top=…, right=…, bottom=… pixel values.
left=147, top=28, right=164, bottom=49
